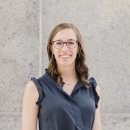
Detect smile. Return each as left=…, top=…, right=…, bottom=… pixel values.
left=60, top=55, right=71, bottom=57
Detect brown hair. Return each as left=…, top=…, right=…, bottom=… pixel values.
left=47, top=23, right=89, bottom=88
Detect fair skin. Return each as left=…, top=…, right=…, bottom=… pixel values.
left=50, top=29, right=79, bottom=94
left=22, top=81, right=39, bottom=130
left=22, top=28, right=101, bottom=130
left=93, top=85, right=102, bottom=130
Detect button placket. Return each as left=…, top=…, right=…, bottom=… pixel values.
left=74, top=103, right=82, bottom=126
left=68, top=98, right=82, bottom=127
left=56, top=81, right=84, bottom=127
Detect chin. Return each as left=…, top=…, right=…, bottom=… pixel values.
left=58, top=61, right=75, bottom=67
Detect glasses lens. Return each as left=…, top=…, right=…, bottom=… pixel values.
left=54, top=41, right=63, bottom=48
left=67, top=41, right=76, bottom=48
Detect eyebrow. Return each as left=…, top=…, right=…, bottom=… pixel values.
left=53, top=39, right=76, bottom=41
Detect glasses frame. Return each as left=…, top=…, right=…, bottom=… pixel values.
left=51, top=40, right=78, bottom=49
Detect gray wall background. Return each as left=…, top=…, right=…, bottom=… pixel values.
left=0, top=0, right=130, bottom=130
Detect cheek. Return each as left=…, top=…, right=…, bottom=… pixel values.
left=73, top=49, right=78, bottom=57
left=53, top=50, right=60, bottom=58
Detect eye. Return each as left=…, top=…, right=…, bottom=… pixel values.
left=55, top=41, right=62, bottom=45
left=68, top=41, right=75, bottom=45
left=68, top=41, right=74, bottom=45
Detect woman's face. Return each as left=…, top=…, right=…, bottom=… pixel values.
left=50, top=28, right=79, bottom=67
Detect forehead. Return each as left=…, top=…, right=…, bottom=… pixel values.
left=53, top=28, right=77, bottom=41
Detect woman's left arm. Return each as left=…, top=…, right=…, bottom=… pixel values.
left=92, top=85, right=102, bottom=130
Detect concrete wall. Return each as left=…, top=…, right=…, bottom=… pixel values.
left=0, top=0, right=130, bottom=130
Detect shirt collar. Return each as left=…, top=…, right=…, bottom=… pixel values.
left=45, top=68, right=86, bottom=92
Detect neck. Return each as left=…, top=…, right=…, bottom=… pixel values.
left=57, top=65, right=78, bottom=82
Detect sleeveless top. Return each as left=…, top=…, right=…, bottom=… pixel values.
left=31, top=69, right=100, bottom=130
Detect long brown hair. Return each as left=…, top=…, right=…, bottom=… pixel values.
left=47, top=23, right=89, bottom=88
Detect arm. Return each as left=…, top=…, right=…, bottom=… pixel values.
left=92, top=85, right=102, bottom=130
left=22, top=81, right=39, bottom=130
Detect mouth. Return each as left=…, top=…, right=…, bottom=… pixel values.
left=60, top=54, right=71, bottom=58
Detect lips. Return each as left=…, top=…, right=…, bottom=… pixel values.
left=60, top=54, right=71, bottom=57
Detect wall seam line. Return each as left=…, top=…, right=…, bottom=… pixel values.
left=39, top=0, right=42, bottom=77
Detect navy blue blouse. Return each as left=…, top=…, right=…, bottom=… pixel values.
left=31, top=69, right=100, bottom=130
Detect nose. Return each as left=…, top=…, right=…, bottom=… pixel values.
left=62, top=42, right=68, bottom=51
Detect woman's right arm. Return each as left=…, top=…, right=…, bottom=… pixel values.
left=22, top=81, right=39, bottom=130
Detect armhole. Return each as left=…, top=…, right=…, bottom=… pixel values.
left=89, top=77, right=100, bottom=109
left=31, top=77, right=44, bottom=107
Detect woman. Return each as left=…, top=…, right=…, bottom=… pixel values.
left=22, top=23, right=102, bottom=130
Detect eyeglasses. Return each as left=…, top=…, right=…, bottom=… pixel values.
left=51, top=40, right=78, bottom=49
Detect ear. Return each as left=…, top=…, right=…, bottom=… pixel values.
left=77, top=45, right=80, bottom=53
left=50, top=45, right=53, bottom=53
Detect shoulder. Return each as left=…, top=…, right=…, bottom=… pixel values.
left=95, top=84, right=101, bottom=97
left=23, top=80, right=38, bottom=99
left=88, top=77, right=101, bottom=97
left=25, top=80, right=37, bottom=92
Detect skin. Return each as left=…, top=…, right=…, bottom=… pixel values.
left=93, top=85, right=102, bottom=130
left=22, top=81, right=39, bottom=130
left=50, top=29, right=79, bottom=84
left=22, top=28, right=102, bottom=130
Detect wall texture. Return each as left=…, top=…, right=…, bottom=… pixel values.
left=0, top=0, right=130, bottom=130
